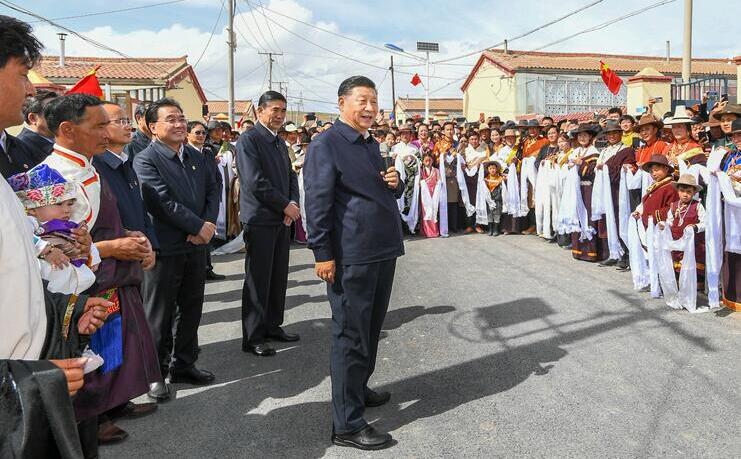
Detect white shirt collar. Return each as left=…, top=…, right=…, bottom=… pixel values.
left=108, top=149, right=128, bottom=163
left=0, top=130, right=7, bottom=152
left=258, top=121, right=278, bottom=137
left=189, top=142, right=203, bottom=152
left=339, top=117, right=370, bottom=139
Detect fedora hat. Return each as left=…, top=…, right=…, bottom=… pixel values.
left=637, top=114, right=663, bottom=129
left=641, top=154, right=674, bottom=173
left=526, top=119, right=541, bottom=128
left=664, top=105, right=697, bottom=126
left=673, top=173, right=702, bottom=192
left=711, top=103, right=741, bottom=120
left=482, top=159, right=505, bottom=174
left=602, top=119, right=622, bottom=133
left=478, top=122, right=491, bottom=131
left=503, top=128, right=517, bottom=137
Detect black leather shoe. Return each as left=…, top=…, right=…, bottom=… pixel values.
left=170, top=367, right=215, bottom=385
left=332, top=424, right=393, bottom=450
left=206, top=270, right=226, bottom=280
left=267, top=328, right=300, bottom=342
left=599, top=258, right=618, bottom=267
left=147, top=382, right=172, bottom=402
left=242, top=343, right=276, bottom=356
left=616, top=258, right=629, bottom=270
left=365, top=389, right=391, bottom=407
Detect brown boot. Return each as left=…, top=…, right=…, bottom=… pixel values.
left=98, top=420, right=128, bottom=445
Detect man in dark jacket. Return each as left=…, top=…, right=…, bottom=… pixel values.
left=304, top=76, right=404, bottom=450
left=123, top=102, right=152, bottom=159
left=133, top=98, right=220, bottom=398
left=236, top=90, right=300, bottom=357
left=17, top=89, right=57, bottom=159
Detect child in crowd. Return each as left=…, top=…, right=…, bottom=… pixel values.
left=658, top=174, right=705, bottom=284
left=484, top=160, right=504, bottom=236
left=9, top=164, right=99, bottom=294
left=419, top=152, right=441, bottom=238
left=632, top=154, right=679, bottom=228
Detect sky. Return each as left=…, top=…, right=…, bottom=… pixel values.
left=4, top=0, right=740, bottom=112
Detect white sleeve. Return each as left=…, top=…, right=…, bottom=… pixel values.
left=695, top=202, right=706, bottom=233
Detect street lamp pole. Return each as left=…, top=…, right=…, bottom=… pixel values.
left=425, top=51, right=430, bottom=121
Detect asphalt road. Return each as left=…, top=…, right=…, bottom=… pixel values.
left=108, top=233, right=741, bottom=458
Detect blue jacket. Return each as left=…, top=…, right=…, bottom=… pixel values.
left=93, top=151, right=159, bottom=250
left=235, top=122, right=299, bottom=225
left=303, top=119, right=404, bottom=265
left=133, top=141, right=219, bottom=256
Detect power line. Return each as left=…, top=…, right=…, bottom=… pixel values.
left=253, top=0, right=283, bottom=54
left=431, top=0, right=606, bottom=64
left=242, top=0, right=276, bottom=52
left=533, top=0, right=678, bottom=51
left=192, top=0, right=226, bottom=69
left=24, top=0, right=187, bottom=23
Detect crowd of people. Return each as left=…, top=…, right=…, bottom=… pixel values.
left=1, top=14, right=740, bottom=456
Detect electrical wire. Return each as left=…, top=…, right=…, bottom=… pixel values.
left=192, top=0, right=226, bottom=69
left=25, top=0, right=187, bottom=23
left=431, top=0, right=606, bottom=64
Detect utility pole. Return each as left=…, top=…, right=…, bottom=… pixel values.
left=258, top=52, right=283, bottom=91
left=226, top=0, right=235, bottom=126
left=389, top=55, right=396, bottom=125
left=682, top=0, right=692, bottom=87
left=425, top=51, right=430, bottom=121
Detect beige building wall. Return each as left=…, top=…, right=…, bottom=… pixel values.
left=626, top=67, right=672, bottom=117
left=463, top=61, right=517, bottom=121
left=166, top=74, right=204, bottom=121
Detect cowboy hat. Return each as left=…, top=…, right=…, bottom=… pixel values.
left=636, top=114, right=663, bottom=129
left=673, top=173, right=702, bottom=192
left=526, top=119, right=541, bottom=128
left=478, top=122, right=491, bottom=131
left=503, top=128, right=517, bottom=137
left=711, top=103, right=741, bottom=120
left=571, top=123, right=599, bottom=135
left=641, top=154, right=674, bottom=173
left=664, top=105, right=697, bottom=126
left=602, top=119, right=622, bottom=133
left=482, top=159, right=505, bottom=173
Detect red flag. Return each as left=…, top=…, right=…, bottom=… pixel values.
left=66, top=65, right=104, bottom=98
left=599, top=61, right=623, bottom=95
left=410, top=73, right=422, bottom=87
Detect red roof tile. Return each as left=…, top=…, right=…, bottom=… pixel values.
left=396, top=98, right=463, bottom=112
left=35, top=55, right=188, bottom=80
left=206, top=100, right=254, bottom=114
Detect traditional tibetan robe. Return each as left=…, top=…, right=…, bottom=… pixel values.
left=522, top=136, right=549, bottom=159
left=666, top=140, right=706, bottom=169
left=638, top=176, right=679, bottom=229
left=419, top=165, right=441, bottom=238
left=500, top=149, right=528, bottom=234
left=571, top=149, right=608, bottom=262
left=41, top=144, right=101, bottom=227
left=72, top=179, right=161, bottom=421
left=433, top=137, right=456, bottom=166
left=665, top=200, right=705, bottom=280
left=622, top=131, right=640, bottom=149
left=485, top=173, right=504, bottom=224
left=597, top=143, right=637, bottom=239
left=635, top=139, right=669, bottom=166
left=464, top=144, right=489, bottom=168
left=721, top=148, right=741, bottom=310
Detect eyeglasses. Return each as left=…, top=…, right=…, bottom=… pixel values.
left=159, top=117, right=187, bottom=125
left=192, top=130, right=206, bottom=135
left=110, top=118, right=132, bottom=126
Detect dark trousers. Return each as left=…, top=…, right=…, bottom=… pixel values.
left=447, top=203, right=459, bottom=233
left=464, top=214, right=476, bottom=229
left=142, top=249, right=207, bottom=377
left=328, top=259, right=396, bottom=434
left=241, top=224, right=290, bottom=345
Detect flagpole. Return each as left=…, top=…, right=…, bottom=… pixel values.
left=425, top=51, right=430, bottom=121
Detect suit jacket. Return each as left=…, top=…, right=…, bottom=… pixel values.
left=304, top=119, right=405, bottom=265
left=235, top=122, right=298, bottom=225
left=92, top=151, right=159, bottom=250
left=133, top=141, right=219, bottom=256
left=17, top=128, right=54, bottom=160
left=1, top=131, right=46, bottom=178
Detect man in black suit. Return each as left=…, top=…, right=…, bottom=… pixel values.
left=123, top=102, right=152, bottom=159
left=236, top=91, right=300, bottom=357
left=18, top=89, right=57, bottom=159
left=304, top=76, right=404, bottom=450
left=133, top=98, right=219, bottom=398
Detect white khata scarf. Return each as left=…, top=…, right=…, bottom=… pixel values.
left=627, top=216, right=650, bottom=290
left=556, top=165, right=594, bottom=240
left=455, top=157, right=479, bottom=217
left=618, top=168, right=654, bottom=247
left=656, top=224, right=700, bottom=312
left=420, top=167, right=442, bottom=223
left=438, top=157, right=449, bottom=237
left=591, top=165, right=624, bottom=259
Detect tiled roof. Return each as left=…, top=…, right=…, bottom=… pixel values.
left=396, top=98, right=463, bottom=112
left=35, top=55, right=188, bottom=80
left=206, top=100, right=254, bottom=114
left=462, top=49, right=736, bottom=92
left=516, top=107, right=627, bottom=123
